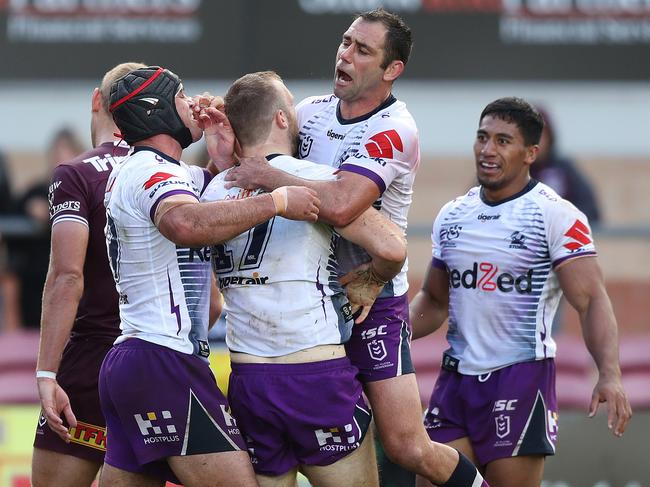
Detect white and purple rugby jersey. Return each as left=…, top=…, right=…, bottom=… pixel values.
left=296, top=94, right=419, bottom=297
left=432, top=180, right=597, bottom=375
left=104, top=147, right=213, bottom=358
left=201, top=155, right=354, bottom=357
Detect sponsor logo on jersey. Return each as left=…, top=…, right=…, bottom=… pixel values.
left=134, top=410, right=180, bottom=445
left=314, top=423, right=359, bottom=452
left=440, top=224, right=462, bottom=247
left=364, top=129, right=403, bottom=159
left=143, top=171, right=176, bottom=190
left=449, top=262, right=534, bottom=294
left=563, top=219, right=592, bottom=251
left=493, top=399, right=518, bottom=412
left=69, top=421, right=107, bottom=451
left=299, top=135, right=314, bottom=158
left=218, top=272, right=269, bottom=289
left=477, top=212, right=501, bottom=222
left=224, top=188, right=260, bottom=200
left=49, top=200, right=81, bottom=217
left=538, top=188, right=558, bottom=201
left=83, top=154, right=125, bottom=172
left=48, top=180, right=62, bottom=195
left=508, top=231, right=528, bottom=249
left=327, top=129, right=345, bottom=140
left=310, top=95, right=336, bottom=104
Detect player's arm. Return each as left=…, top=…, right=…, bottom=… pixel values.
left=335, top=208, right=406, bottom=322
left=556, top=256, right=632, bottom=436
left=155, top=187, right=320, bottom=247
left=409, top=260, right=450, bottom=339
left=36, top=221, right=88, bottom=441
left=224, top=158, right=380, bottom=227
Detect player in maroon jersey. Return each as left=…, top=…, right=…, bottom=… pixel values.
left=31, top=62, right=146, bottom=487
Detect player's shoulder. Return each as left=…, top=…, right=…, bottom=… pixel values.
left=296, top=93, right=337, bottom=117
left=528, top=180, right=582, bottom=214
left=56, top=142, right=129, bottom=180
left=271, top=154, right=337, bottom=180
left=439, top=186, right=481, bottom=216
left=366, top=97, right=418, bottom=146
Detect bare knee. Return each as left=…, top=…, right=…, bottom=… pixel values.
left=381, top=432, right=428, bottom=468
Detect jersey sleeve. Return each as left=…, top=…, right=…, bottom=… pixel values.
left=183, top=163, right=212, bottom=196
left=338, top=115, right=419, bottom=194
left=49, top=164, right=90, bottom=227
left=136, top=163, right=199, bottom=223
left=545, top=199, right=597, bottom=268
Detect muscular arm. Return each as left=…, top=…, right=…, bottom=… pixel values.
left=409, top=263, right=450, bottom=340
left=335, top=207, right=405, bottom=282
left=225, top=160, right=380, bottom=227
left=556, top=256, right=632, bottom=436
left=36, top=221, right=88, bottom=439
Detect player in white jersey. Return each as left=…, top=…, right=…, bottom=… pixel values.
left=410, top=97, right=631, bottom=487
left=98, top=66, right=320, bottom=487
left=203, top=71, right=409, bottom=487
left=223, top=9, right=487, bottom=487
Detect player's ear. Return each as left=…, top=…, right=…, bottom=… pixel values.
left=91, top=87, right=102, bottom=113
left=383, top=60, right=404, bottom=82
left=524, top=144, right=540, bottom=167
left=275, top=109, right=289, bottom=129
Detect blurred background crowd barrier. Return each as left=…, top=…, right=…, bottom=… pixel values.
left=0, top=1, right=648, bottom=486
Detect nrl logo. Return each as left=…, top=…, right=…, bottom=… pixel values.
left=299, top=135, right=314, bottom=159
left=495, top=414, right=510, bottom=439
left=367, top=339, right=387, bottom=362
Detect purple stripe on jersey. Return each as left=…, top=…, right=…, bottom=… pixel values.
left=201, top=169, right=213, bottom=196
left=338, top=164, right=386, bottom=194
left=432, top=257, right=446, bottom=269
left=552, top=251, right=597, bottom=269
left=149, top=190, right=198, bottom=223
left=167, top=268, right=182, bottom=335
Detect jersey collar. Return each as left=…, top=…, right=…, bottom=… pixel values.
left=480, top=179, right=538, bottom=207
left=133, top=146, right=181, bottom=166
left=336, top=94, right=397, bottom=125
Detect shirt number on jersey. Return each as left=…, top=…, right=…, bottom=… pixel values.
left=212, top=218, right=275, bottom=273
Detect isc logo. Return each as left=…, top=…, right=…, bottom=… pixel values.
left=493, top=399, right=518, bottom=412
left=361, top=325, right=388, bottom=340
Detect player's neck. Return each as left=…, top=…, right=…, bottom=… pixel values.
left=240, top=141, right=292, bottom=159
left=134, top=135, right=182, bottom=161
left=339, top=88, right=392, bottom=120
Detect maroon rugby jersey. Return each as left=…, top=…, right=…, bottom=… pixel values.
left=48, top=141, right=129, bottom=341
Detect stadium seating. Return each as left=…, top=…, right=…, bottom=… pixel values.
left=0, top=330, right=39, bottom=404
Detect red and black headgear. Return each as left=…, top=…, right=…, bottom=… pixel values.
left=109, top=66, right=193, bottom=149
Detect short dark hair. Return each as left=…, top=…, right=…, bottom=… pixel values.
left=357, top=8, right=412, bottom=69
left=225, top=71, right=286, bottom=147
left=480, top=97, right=545, bottom=146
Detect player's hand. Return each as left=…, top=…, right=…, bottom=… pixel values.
left=588, top=375, right=632, bottom=437
left=224, top=156, right=271, bottom=190
left=37, top=377, right=77, bottom=442
left=198, top=104, right=238, bottom=171
left=339, top=263, right=386, bottom=324
left=277, top=186, right=320, bottom=222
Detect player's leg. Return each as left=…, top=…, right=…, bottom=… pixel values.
left=167, top=451, right=258, bottom=487
left=415, top=438, right=481, bottom=487
left=31, top=448, right=100, bottom=487
left=301, top=429, right=378, bottom=487
left=484, top=455, right=544, bottom=487
left=366, top=374, right=463, bottom=483
left=257, top=467, right=300, bottom=487
left=99, top=462, right=164, bottom=487
left=32, top=340, right=112, bottom=487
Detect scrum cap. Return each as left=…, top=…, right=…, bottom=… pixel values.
left=109, top=66, right=192, bottom=149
